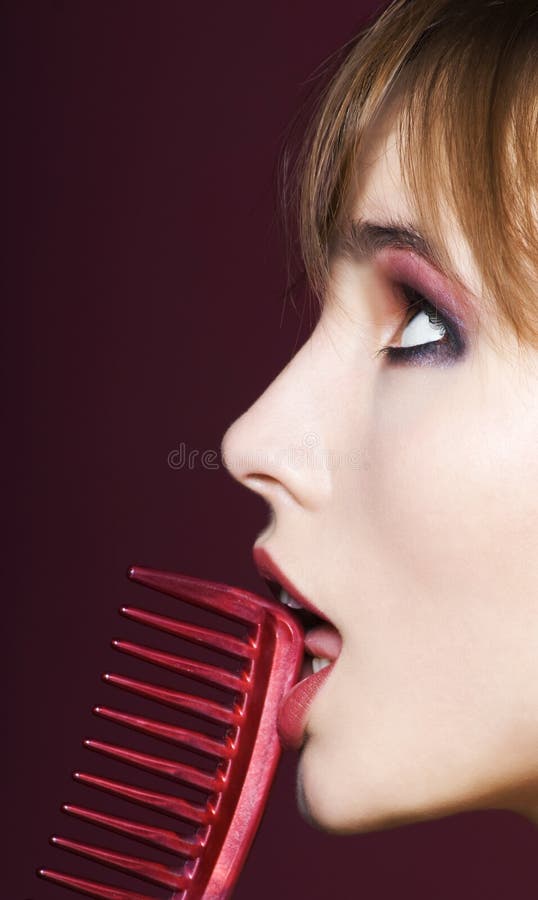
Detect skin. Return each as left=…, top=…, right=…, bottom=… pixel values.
left=220, top=101, right=538, bottom=834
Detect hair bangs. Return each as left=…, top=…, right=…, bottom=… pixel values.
left=296, top=0, right=538, bottom=345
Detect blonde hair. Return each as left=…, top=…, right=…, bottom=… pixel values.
left=293, top=0, right=538, bottom=344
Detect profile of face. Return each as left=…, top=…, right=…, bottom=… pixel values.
left=221, top=97, right=538, bottom=834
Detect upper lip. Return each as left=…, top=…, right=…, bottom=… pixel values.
left=252, top=544, right=330, bottom=624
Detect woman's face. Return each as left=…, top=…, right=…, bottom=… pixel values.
left=221, top=107, right=538, bottom=833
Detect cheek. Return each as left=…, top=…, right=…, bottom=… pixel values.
left=347, top=378, right=538, bottom=752
left=302, top=360, right=538, bottom=829
left=338, top=371, right=538, bottom=709
left=362, top=378, right=538, bottom=598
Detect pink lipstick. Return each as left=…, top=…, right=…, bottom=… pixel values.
left=252, top=545, right=342, bottom=750
left=278, top=624, right=342, bottom=750
left=252, top=545, right=330, bottom=623
left=277, top=666, right=333, bottom=750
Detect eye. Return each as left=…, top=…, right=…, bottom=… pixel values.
left=400, top=302, right=446, bottom=347
left=378, top=285, right=465, bottom=366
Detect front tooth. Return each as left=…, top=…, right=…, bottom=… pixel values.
left=312, top=657, right=331, bottom=674
left=280, top=588, right=303, bottom=610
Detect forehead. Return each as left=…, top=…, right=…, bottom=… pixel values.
left=348, top=98, right=484, bottom=302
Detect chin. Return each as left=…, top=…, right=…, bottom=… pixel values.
left=295, top=741, right=397, bottom=835
left=297, top=759, right=440, bottom=835
left=296, top=739, right=469, bottom=836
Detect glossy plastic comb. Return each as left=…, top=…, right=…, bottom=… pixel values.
left=38, top=564, right=304, bottom=900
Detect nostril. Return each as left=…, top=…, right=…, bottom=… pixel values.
left=221, top=405, right=328, bottom=510
left=245, top=473, right=280, bottom=489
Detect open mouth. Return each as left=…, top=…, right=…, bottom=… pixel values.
left=263, top=577, right=326, bottom=628
left=262, top=576, right=341, bottom=675
left=252, top=546, right=342, bottom=749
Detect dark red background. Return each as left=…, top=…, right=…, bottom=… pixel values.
left=5, top=2, right=537, bottom=898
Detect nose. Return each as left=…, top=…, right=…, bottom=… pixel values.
left=220, top=331, right=333, bottom=512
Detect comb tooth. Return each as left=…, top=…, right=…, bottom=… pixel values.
left=37, top=868, right=155, bottom=900
left=121, top=606, right=255, bottom=659
left=94, top=705, right=232, bottom=759
left=73, top=771, right=210, bottom=824
left=103, top=672, right=239, bottom=726
left=84, top=739, right=221, bottom=793
left=62, top=803, right=201, bottom=858
left=127, top=564, right=262, bottom=625
left=50, top=835, right=188, bottom=891
left=112, top=639, right=249, bottom=693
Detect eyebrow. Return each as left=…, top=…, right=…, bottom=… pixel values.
left=330, top=217, right=439, bottom=268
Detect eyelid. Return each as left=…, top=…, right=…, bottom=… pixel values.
left=400, top=286, right=444, bottom=327
left=373, top=248, right=472, bottom=334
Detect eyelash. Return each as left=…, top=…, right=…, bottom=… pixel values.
left=377, top=284, right=465, bottom=366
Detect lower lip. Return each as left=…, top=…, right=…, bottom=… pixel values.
left=277, top=664, right=333, bottom=750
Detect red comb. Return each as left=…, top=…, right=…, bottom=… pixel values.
left=38, top=565, right=304, bottom=899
